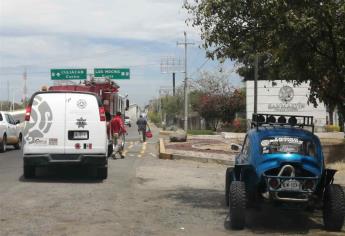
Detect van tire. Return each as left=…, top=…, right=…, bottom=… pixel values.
left=97, top=167, right=108, bottom=179
left=24, top=166, right=35, bottom=178
left=0, top=135, right=7, bottom=153
left=107, top=144, right=113, bottom=157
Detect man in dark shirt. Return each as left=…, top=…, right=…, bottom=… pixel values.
left=136, top=115, right=147, bottom=142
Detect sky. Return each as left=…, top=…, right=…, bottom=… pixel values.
left=0, top=0, right=243, bottom=107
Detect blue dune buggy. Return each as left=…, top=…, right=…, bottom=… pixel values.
left=225, top=114, right=345, bottom=231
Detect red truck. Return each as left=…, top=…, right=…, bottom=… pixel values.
left=49, top=77, right=129, bottom=155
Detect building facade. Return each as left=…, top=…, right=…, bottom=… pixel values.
left=246, top=80, right=338, bottom=131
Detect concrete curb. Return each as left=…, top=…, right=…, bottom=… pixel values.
left=158, top=138, right=234, bottom=166
left=159, top=138, right=172, bottom=160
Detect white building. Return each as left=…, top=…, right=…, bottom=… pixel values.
left=246, top=80, right=337, bottom=130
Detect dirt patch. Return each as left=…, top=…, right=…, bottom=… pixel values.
left=165, top=138, right=233, bottom=155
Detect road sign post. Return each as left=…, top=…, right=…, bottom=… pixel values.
left=94, top=68, right=130, bottom=80
left=51, top=69, right=87, bottom=80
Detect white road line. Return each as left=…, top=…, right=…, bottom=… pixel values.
left=150, top=153, right=157, bottom=158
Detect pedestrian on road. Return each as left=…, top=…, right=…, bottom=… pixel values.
left=111, top=111, right=127, bottom=159
left=136, top=115, right=147, bottom=142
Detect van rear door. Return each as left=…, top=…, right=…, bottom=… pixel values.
left=64, top=93, right=107, bottom=154
left=24, top=93, right=66, bottom=154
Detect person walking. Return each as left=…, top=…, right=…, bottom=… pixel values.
left=136, top=115, right=147, bottom=142
left=110, top=111, right=126, bottom=158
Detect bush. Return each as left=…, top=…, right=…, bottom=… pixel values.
left=148, top=111, right=161, bottom=125
left=220, top=118, right=247, bottom=133
left=187, top=129, right=215, bottom=135
left=325, top=125, right=340, bottom=132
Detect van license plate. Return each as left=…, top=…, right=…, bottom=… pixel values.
left=281, top=180, right=300, bottom=191
left=73, top=131, right=88, bottom=139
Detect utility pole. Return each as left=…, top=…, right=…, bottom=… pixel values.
left=172, top=72, right=175, bottom=96
left=23, top=68, right=27, bottom=107
left=177, top=31, right=194, bottom=131
left=7, top=80, right=10, bottom=103
left=254, top=54, right=259, bottom=114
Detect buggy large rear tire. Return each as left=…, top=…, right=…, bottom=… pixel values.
left=229, top=181, right=246, bottom=230
left=323, top=184, right=345, bottom=231
left=225, top=168, right=232, bottom=206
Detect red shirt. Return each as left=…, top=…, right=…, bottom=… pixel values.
left=111, top=115, right=126, bottom=135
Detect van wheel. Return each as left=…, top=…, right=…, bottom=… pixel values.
left=107, top=144, right=113, bottom=157
left=97, top=167, right=108, bottom=180
left=0, top=135, right=7, bottom=153
left=323, top=184, right=345, bottom=231
left=24, top=165, right=35, bottom=178
left=14, top=134, right=22, bottom=150
left=229, top=181, right=246, bottom=230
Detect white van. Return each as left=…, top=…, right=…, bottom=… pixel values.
left=23, top=91, right=108, bottom=179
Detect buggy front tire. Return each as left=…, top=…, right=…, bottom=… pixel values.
left=229, top=181, right=246, bottom=230
left=323, top=184, right=345, bottom=231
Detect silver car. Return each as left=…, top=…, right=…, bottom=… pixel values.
left=0, top=111, right=23, bottom=152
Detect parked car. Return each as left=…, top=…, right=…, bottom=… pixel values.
left=23, top=91, right=108, bottom=179
left=0, top=111, right=23, bottom=152
left=225, top=113, right=345, bottom=231
left=124, top=116, right=131, bottom=127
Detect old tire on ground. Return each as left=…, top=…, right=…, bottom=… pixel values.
left=323, top=184, right=345, bottom=231
left=24, top=165, right=35, bottom=178
left=14, top=134, right=22, bottom=150
left=0, top=135, right=7, bottom=153
left=225, top=168, right=232, bottom=206
left=229, top=181, right=246, bottom=230
left=97, top=167, right=108, bottom=180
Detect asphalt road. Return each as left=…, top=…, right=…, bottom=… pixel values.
left=0, top=124, right=344, bottom=236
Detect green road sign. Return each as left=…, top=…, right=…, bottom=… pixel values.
left=51, top=69, right=87, bottom=80
left=94, top=68, right=130, bottom=80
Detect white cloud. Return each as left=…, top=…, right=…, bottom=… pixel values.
left=0, top=0, right=239, bottom=107
left=0, top=0, right=190, bottom=41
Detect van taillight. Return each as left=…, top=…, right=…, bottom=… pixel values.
left=99, top=107, right=106, bottom=121
left=25, top=106, right=32, bottom=121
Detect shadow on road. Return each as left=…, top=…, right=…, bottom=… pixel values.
left=19, top=166, right=103, bottom=184
left=224, top=204, right=327, bottom=234
left=163, top=188, right=226, bottom=210
left=163, top=187, right=341, bottom=234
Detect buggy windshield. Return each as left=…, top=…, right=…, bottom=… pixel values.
left=261, top=136, right=316, bottom=157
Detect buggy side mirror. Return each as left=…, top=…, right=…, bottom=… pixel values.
left=15, top=120, right=21, bottom=125
left=230, top=143, right=242, bottom=152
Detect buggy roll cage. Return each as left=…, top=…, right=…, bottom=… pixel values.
left=251, top=113, right=314, bottom=133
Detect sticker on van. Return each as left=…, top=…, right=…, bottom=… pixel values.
left=24, top=95, right=53, bottom=144
left=77, top=99, right=87, bottom=109
left=76, top=117, right=87, bottom=128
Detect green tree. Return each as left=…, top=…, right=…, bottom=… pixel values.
left=185, top=0, right=345, bottom=122
left=190, top=71, right=246, bottom=130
